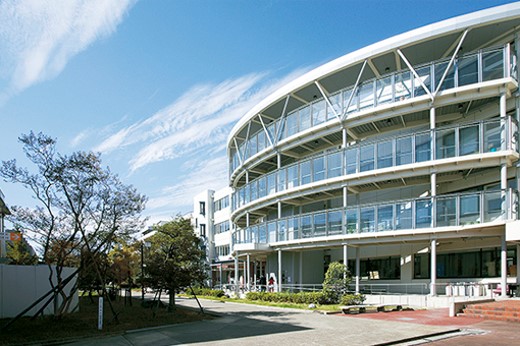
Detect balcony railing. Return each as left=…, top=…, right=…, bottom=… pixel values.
left=231, top=45, right=515, bottom=174
left=232, top=117, right=518, bottom=212
left=232, top=189, right=518, bottom=245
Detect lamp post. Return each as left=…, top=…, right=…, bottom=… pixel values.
left=140, top=241, right=150, bottom=301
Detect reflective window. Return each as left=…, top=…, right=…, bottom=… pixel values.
left=459, top=125, right=479, bottom=155
left=436, top=197, right=456, bottom=227
left=301, top=215, right=312, bottom=238
left=377, top=140, right=393, bottom=169
left=301, top=160, right=312, bottom=185
left=268, top=222, right=277, bottom=243
left=396, top=202, right=412, bottom=230
left=285, top=112, right=299, bottom=138
left=484, top=190, right=503, bottom=222
left=267, top=172, right=277, bottom=195
left=415, top=200, right=431, bottom=228
left=314, top=213, right=326, bottom=236
left=377, top=205, right=393, bottom=231
left=484, top=121, right=502, bottom=152
left=482, top=50, right=504, bottom=81
left=312, top=100, right=326, bottom=126
left=360, top=207, right=375, bottom=232
left=346, top=209, right=358, bottom=233
left=360, top=144, right=375, bottom=172
left=413, top=66, right=431, bottom=97
left=346, top=148, right=358, bottom=174
left=278, top=220, right=287, bottom=241
left=376, top=76, right=393, bottom=105
left=258, top=131, right=266, bottom=152
left=434, top=60, right=454, bottom=91
left=300, top=107, right=311, bottom=131
left=258, top=177, right=267, bottom=198
left=343, top=87, right=356, bottom=114
left=358, top=81, right=374, bottom=110
left=396, top=136, right=412, bottom=165
left=460, top=195, right=480, bottom=225
left=415, top=133, right=431, bottom=162
left=328, top=210, right=343, bottom=235
left=395, top=70, right=412, bottom=100
left=458, top=55, right=478, bottom=86
left=313, top=156, right=326, bottom=181
left=287, top=164, right=299, bottom=189
left=328, top=92, right=342, bottom=120
left=436, top=129, right=456, bottom=159
left=327, top=152, right=342, bottom=178
left=278, top=168, right=286, bottom=192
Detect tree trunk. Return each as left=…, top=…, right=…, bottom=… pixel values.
left=168, top=290, right=176, bottom=312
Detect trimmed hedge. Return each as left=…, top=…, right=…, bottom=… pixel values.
left=246, top=291, right=365, bottom=306
left=340, top=294, right=365, bottom=305
left=187, top=287, right=225, bottom=298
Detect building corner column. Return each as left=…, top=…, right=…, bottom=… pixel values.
left=430, top=239, right=437, bottom=296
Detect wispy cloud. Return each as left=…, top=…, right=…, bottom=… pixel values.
left=0, top=0, right=134, bottom=104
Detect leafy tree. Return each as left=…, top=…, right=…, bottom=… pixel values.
left=145, top=217, right=207, bottom=312
left=0, top=132, right=146, bottom=321
left=322, top=261, right=351, bottom=304
left=6, top=238, right=38, bottom=265
left=108, top=241, right=140, bottom=288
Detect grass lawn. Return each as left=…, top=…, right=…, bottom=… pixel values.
left=0, top=296, right=211, bottom=345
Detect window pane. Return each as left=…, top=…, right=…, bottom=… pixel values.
left=300, top=107, right=311, bottom=131
left=313, top=156, right=326, bottom=182
left=415, top=133, right=431, bottom=162
left=327, top=152, right=342, bottom=178
left=314, top=213, right=326, bottom=236
left=277, top=168, right=286, bottom=192
left=415, top=199, right=431, bottom=228
left=459, top=125, right=479, bottom=155
left=460, top=195, right=480, bottom=225
left=482, top=50, right=504, bottom=81
left=484, top=121, right=502, bottom=152
left=267, top=172, right=277, bottom=195
left=360, top=207, right=375, bottom=232
left=258, top=177, right=266, bottom=198
left=287, top=164, right=299, bottom=189
left=346, top=147, right=358, bottom=174
left=285, top=112, right=299, bottom=138
left=377, top=205, right=393, bottom=231
left=396, top=202, right=412, bottom=230
left=343, top=87, right=357, bottom=114
left=414, top=66, right=431, bottom=97
left=328, top=92, right=341, bottom=120
left=301, top=160, right=311, bottom=185
left=360, top=144, right=374, bottom=172
left=268, top=222, right=277, bottom=243
left=396, top=136, right=412, bottom=165
left=376, top=75, right=393, bottom=105
left=436, top=129, right=455, bottom=159
left=301, top=215, right=312, bottom=238
left=346, top=209, right=358, bottom=233
left=328, top=210, right=343, bottom=235
left=458, top=54, right=478, bottom=86
left=258, top=131, right=266, bottom=152
left=434, top=60, right=454, bottom=91
left=312, top=100, right=326, bottom=126
left=436, top=197, right=456, bottom=227
left=484, top=190, right=502, bottom=222
left=395, top=70, right=412, bottom=100
left=359, top=81, right=374, bottom=110
left=278, top=220, right=287, bottom=242
left=377, top=140, right=393, bottom=169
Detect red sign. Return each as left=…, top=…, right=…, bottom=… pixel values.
left=9, top=232, right=21, bottom=242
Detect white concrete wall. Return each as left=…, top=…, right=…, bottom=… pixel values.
left=0, top=264, right=78, bottom=318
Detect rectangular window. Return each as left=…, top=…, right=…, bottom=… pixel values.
left=377, top=140, right=393, bottom=169
left=460, top=195, right=480, bottom=225
left=436, top=128, right=455, bottom=159
left=328, top=210, right=343, bottom=235
left=482, top=50, right=504, bottom=81
left=200, top=224, right=206, bottom=237
left=312, top=100, right=326, bottom=126
left=360, top=207, right=375, bottom=232
left=396, top=136, right=412, bottom=165
left=301, top=160, right=312, bottom=185
left=459, top=125, right=479, bottom=155
left=377, top=205, right=393, bottom=231
left=395, top=202, right=412, bottom=230
left=458, top=54, right=478, bottom=86
left=360, top=144, right=374, bottom=172
left=346, top=147, right=358, bottom=174
left=287, top=164, right=299, bottom=189
left=313, top=156, right=326, bottom=182
left=300, top=107, right=311, bottom=131
left=199, top=201, right=206, bottom=216
left=346, top=209, right=358, bottom=234
left=415, top=133, right=431, bottom=162
left=327, top=152, right=342, bottom=178
left=436, top=196, right=457, bottom=227
left=285, top=111, right=299, bottom=138
left=415, top=199, right=431, bottom=228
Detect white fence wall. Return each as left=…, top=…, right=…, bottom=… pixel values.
left=0, top=264, right=78, bottom=318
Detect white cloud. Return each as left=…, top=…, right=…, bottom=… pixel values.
left=0, top=0, right=134, bottom=103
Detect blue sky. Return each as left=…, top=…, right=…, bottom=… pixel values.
left=0, top=0, right=515, bottom=226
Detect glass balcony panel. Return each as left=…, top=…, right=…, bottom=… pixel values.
left=249, top=134, right=258, bottom=157
left=327, top=151, right=342, bottom=178
left=278, top=220, right=287, bottom=242
left=245, top=185, right=250, bottom=204
left=395, top=202, right=412, bottom=230
left=312, top=100, right=326, bottom=126
left=377, top=205, right=394, bottom=231
left=267, top=172, right=277, bottom=195
left=328, top=210, right=343, bottom=235
left=301, top=215, right=312, bottom=238
left=278, top=168, right=286, bottom=192
left=259, top=224, right=267, bottom=243
left=258, top=177, right=267, bottom=198
left=396, top=136, right=412, bottom=165
left=267, top=122, right=277, bottom=144
left=328, top=92, right=342, bottom=120
left=434, top=61, right=455, bottom=91
left=376, top=76, right=393, bottom=105
left=413, top=66, right=431, bottom=97
left=415, top=133, right=431, bottom=162
left=287, top=218, right=298, bottom=240
left=239, top=188, right=246, bottom=207
left=314, top=213, right=326, bottom=236
left=268, top=221, right=277, bottom=243
left=436, top=197, right=457, bottom=227
left=346, top=147, right=358, bottom=174
left=287, top=164, right=299, bottom=189
left=484, top=121, right=502, bottom=152
left=343, top=87, right=356, bottom=114
left=482, top=50, right=504, bottom=81
left=285, top=111, right=299, bottom=138
left=377, top=140, right=393, bottom=169
left=458, top=54, right=478, bottom=86
left=239, top=142, right=247, bottom=162
left=484, top=190, right=503, bottom=222
left=358, top=81, right=374, bottom=110
left=360, top=207, right=375, bottom=232
left=459, top=125, right=479, bottom=155
left=258, top=131, right=266, bottom=152
left=301, top=160, right=312, bottom=185
left=436, top=128, right=456, bottom=159
left=346, top=209, right=358, bottom=233
left=360, top=144, right=375, bottom=172
left=460, top=195, right=480, bottom=225
left=300, top=107, right=311, bottom=131
left=250, top=180, right=258, bottom=201
left=415, top=200, right=432, bottom=228
left=313, top=156, right=326, bottom=182
left=395, top=70, right=412, bottom=100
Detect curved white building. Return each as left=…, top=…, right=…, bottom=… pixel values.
left=227, top=3, right=520, bottom=300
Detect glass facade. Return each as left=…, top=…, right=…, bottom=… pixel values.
left=232, top=117, right=516, bottom=211
left=230, top=46, right=511, bottom=174
left=232, top=189, right=518, bottom=245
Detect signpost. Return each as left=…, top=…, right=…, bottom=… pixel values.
left=0, top=231, right=22, bottom=241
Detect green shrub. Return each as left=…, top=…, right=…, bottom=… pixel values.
left=245, top=291, right=328, bottom=305
left=187, top=287, right=225, bottom=298
left=340, top=293, right=365, bottom=305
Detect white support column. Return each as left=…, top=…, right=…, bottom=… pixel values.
left=246, top=254, right=251, bottom=291
left=431, top=172, right=437, bottom=228
left=219, top=264, right=223, bottom=287
left=355, top=247, right=360, bottom=294
left=501, top=235, right=508, bottom=297
left=234, top=254, right=239, bottom=294
left=342, top=128, right=347, bottom=149
left=430, top=239, right=437, bottom=296
left=0, top=213, right=5, bottom=259
left=343, top=244, right=348, bottom=280
left=278, top=249, right=282, bottom=292
left=299, top=251, right=303, bottom=290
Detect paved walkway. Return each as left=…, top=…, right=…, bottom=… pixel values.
left=69, top=297, right=461, bottom=346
